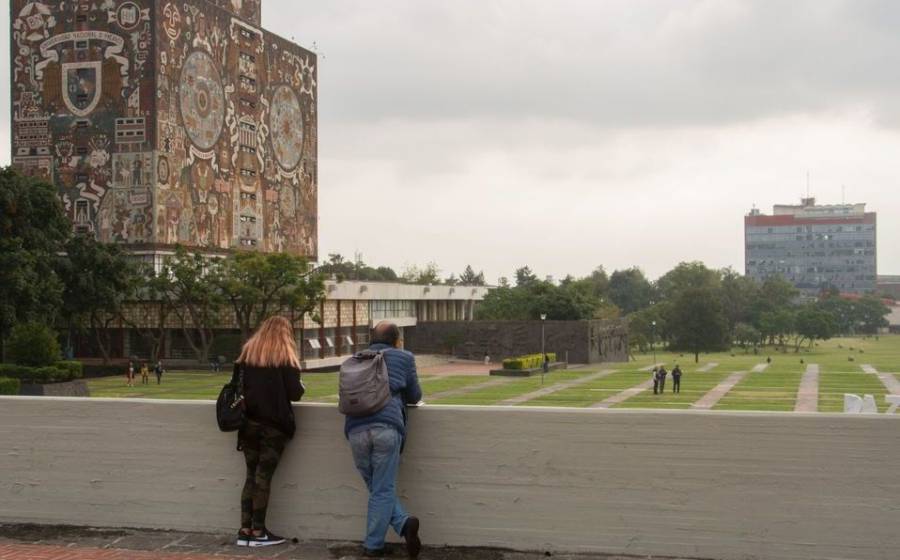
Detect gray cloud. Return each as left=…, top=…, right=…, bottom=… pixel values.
left=2, top=1, right=898, bottom=282
left=279, top=0, right=900, bottom=127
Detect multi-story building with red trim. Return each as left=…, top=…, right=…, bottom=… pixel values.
left=745, top=198, right=877, bottom=296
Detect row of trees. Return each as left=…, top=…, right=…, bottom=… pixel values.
left=317, top=253, right=487, bottom=286
left=1, top=170, right=324, bottom=364
left=626, top=262, right=890, bottom=360
left=476, top=261, right=891, bottom=362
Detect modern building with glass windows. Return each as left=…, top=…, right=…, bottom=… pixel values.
left=744, top=198, right=877, bottom=296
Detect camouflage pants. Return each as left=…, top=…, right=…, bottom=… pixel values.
left=239, top=420, right=288, bottom=529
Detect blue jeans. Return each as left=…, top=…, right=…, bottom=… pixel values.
left=349, top=424, right=409, bottom=550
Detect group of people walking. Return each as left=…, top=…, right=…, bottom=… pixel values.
left=230, top=316, right=422, bottom=558
left=126, top=361, right=164, bottom=386
left=651, top=365, right=682, bottom=394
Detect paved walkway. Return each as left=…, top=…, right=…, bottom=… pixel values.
left=590, top=378, right=654, bottom=409
left=794, top=364, right=820, bottom=413
left=751, top=363, right=770, bottom=373
left=428, top=377, right=513, bottom=400
left=691, top=371, right=748, bottom=410
left=861, top=364, right=900, bottom=394
left=697, top=362, right=719, bottom=372
left=499, top=370, right=615, bottom=405
left=0, top=525, right=662, bottom=560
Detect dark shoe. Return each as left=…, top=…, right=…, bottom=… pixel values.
left=402, top=516, right=421, bottom=558
left=363, top=548, right=386, bottom=557
left=236, top=529, right=252, bottom=547
left=249, top=529, right=286, bottom=547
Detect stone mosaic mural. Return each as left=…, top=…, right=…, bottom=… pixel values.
left=11, top=0, right=318, bottom=258
left=12, top=0, right=155, bottom=243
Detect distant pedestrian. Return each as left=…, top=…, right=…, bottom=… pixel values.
left=126, top=361, right=135, bottom=387
left=140, top=363, right=150, bottom=385
left=651, top=366, right=659, bottom=394
left=154, top=361, right=164, bottom=385
left=657, top=366, right=668, bottom=393
left=483, top=352, right=490, bottom=365
left=672, top=365, right=682, bottom=394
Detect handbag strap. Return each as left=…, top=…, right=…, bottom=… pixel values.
left=239, top=363, right=245, bottom=396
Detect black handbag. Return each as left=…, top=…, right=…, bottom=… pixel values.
left=216, top=365, right=246, bottom=432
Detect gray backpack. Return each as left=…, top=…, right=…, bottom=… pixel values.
left=339, top=350, right=391, bottom=417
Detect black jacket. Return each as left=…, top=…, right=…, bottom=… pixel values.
left=232, top=363, right=303, bottom=438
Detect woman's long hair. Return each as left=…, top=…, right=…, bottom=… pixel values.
left=236, top=316, right=301, bottom=369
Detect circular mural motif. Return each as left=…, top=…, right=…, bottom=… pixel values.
left=179, top=51, right=225, bottom=151
left=269, top=85, right=304, bottom=171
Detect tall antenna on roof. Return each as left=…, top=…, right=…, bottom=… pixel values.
left=842, top=184, right=845, bottom=205
left=806, top=171, right=810, bottom=199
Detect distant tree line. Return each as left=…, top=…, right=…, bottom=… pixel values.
left=317, top=253, right=486, bottom=286
left=477, top=261, right=892, bottom=363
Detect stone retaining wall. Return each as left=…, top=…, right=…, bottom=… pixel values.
left=0, top=398, right=896, bottom=560
left=405, top=320, right=628, bottom=363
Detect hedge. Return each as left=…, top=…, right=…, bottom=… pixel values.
left=502, top=353, right=558, bottom=370
left=0, top=363, right=80, bottom=384
left=53, top=361, right=84, bottom=379
left=0, top=377, right=20, bottom=395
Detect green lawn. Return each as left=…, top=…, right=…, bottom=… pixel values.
left=522, top=369, right=646, bottom=407
left=713, top=365, right=803, bottom=411
left=86, top=335, right=900, bottom=413
left=87, top=371, right=342, bottom=401
left=430, top=370, right=598, bottom=406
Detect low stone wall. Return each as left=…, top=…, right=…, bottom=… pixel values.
left=0, top=397, right=896, bottom=560
left=406, top=320, right=628, bottom=363
left=18, top=380, right=90, bottom=397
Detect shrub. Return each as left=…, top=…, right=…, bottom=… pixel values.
left=6, top=322, right=60, bottom=367
left=0, top=377, right=20, bottom=395
left=0, top=363, right=75, bottom=384
left=53, top=361, right=84, bottom=379
left=502, top=353, right=558, bottom=370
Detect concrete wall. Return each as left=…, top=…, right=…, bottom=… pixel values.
left=0, top=398, right=897, bottom=560
left=405, top=320, right=628, bottom=363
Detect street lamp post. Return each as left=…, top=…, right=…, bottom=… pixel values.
left=540, top=313, right=547, bottom=385
left=651, top=320, right=657, bottom=365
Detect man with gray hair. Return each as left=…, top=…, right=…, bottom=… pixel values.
left=343, top=321, right=423, bottom=557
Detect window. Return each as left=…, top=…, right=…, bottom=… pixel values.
left=306, top=338, right=321, bottom=350
left=240, top=168, right=256, bottom=178
left=239, top=52, right=256, bottom=63
left=240, top=75, right=257, bottom=92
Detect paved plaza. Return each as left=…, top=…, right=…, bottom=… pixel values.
left=0, top=525, right=695, bottom=560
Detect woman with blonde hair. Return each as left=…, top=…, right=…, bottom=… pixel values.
left=232, top=315, right=304, bottom=548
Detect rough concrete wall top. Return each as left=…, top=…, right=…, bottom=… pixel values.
left=0, top=398, right=897, bottom=560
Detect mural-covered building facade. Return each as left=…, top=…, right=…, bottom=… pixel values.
left=10, top=0, right=317, bottom=262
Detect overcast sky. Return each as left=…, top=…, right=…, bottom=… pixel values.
left=3, top=0, right=899, bottom=282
